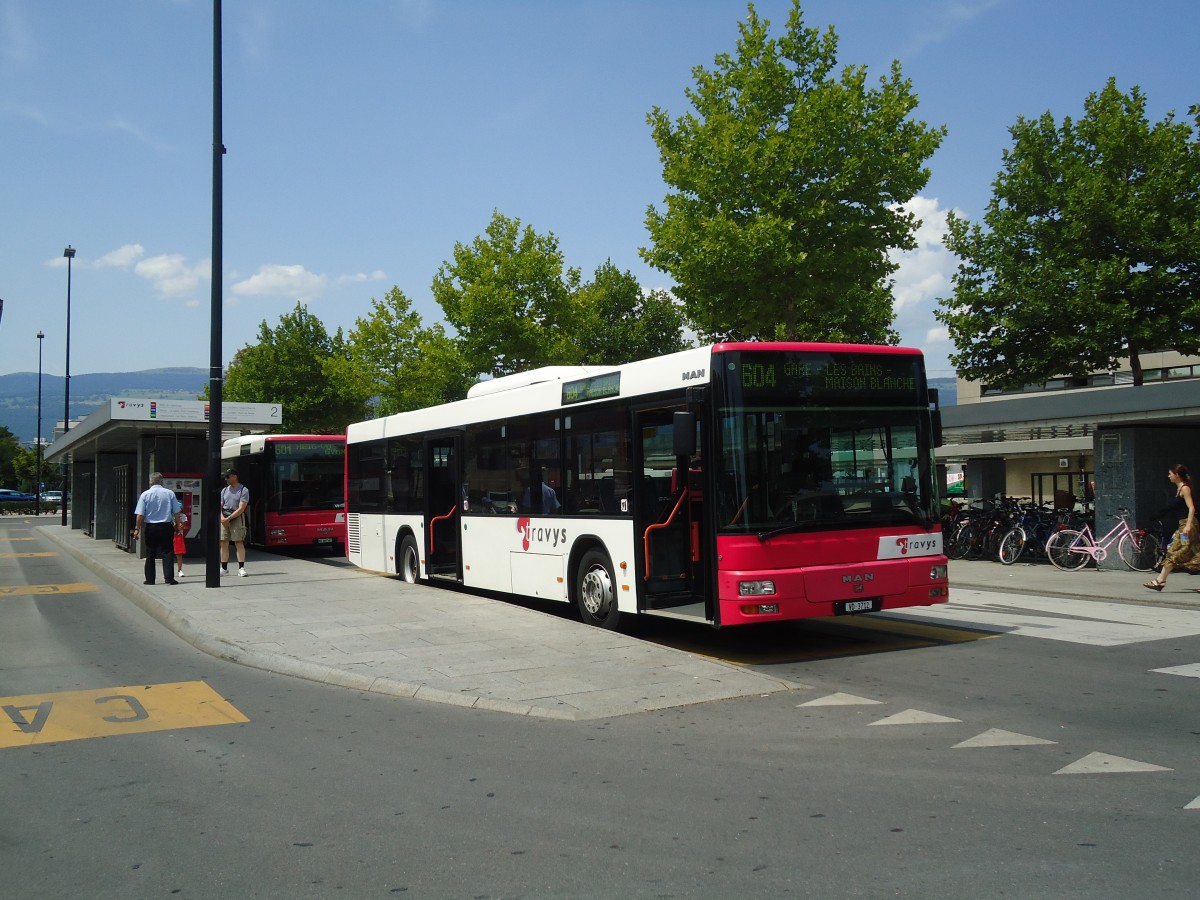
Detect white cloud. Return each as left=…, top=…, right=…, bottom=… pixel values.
left=232, top=264, right=329, bottom=299
left=94, top=243, right=145, bottom=269
left=336, top=270, right=387, bottom=285
left=134, top=254, right=211, bottom=297
left=889, top=196, right=962, bottom=379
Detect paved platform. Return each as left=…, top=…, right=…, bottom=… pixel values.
left=39, top=525, right=801, bottom=721
left=36, top=525, right=1198, bottom=720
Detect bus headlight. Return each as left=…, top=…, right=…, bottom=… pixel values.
left=930, top=564, right=948, bottom=580
left=738, top=580, right=776, bottom=597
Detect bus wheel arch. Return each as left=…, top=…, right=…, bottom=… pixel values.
left=396, top=530, right=421, bottom=584
left=571, top=540, right=620, bottom=629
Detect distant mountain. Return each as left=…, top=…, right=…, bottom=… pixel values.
left=0, top=367, right=208, bottom=444
left=929, top=377, right=958, bottom=407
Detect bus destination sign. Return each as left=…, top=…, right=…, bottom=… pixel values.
left=724, top=351, right=923, bottom=405
left=274, top=441, right=344, bottom=460
left=562, top=372, right=621, bottom=406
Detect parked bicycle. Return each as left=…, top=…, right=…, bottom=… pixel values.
left=997, top=500, right=1058, bottom=566
left=1043, top=508, right=1162, bottom=572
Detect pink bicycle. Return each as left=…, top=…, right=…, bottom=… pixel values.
left=1044, top=509, right=1161, bottom=572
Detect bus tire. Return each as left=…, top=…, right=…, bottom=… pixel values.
left=575, top=549, right=619, bottom=629
left=398, top=534, right=420, bottom=584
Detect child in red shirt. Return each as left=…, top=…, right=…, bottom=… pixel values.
left=174, top=514, right=188, bottom=578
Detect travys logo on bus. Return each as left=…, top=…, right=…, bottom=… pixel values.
left=516, top=517, right=567, bottom=551
left=876, top=533, right=943, bottom=559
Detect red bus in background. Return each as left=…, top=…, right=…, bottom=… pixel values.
left=221, top=434, right=346, bottom=553
left=344, top=343, right=948, bottom=629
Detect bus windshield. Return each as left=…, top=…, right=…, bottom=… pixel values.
left=267, top=443, right=345, bottom=514
left=714, top=349, right=937, bottom=535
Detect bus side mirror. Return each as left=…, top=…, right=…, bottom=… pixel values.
left=673, top=411, right=696, bottom=457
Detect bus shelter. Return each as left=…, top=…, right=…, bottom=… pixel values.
left=42, top=398, right=282, bottom=555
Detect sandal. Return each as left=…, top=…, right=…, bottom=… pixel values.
left=1143, top=580, right=1164, bottom=592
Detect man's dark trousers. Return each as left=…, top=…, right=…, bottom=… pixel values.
left=144, top=521, right=176, bottom=584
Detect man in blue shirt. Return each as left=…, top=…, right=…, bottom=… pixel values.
left=133, top=472, right=184, bottom=585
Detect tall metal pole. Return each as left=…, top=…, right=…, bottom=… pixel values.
left=61, top=246, right=75, bottom=527
left=36, top=330, right=44, bottom=516
left=207, top=0, right=225, bottom=587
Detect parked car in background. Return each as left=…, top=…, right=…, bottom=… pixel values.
left=40, top=490, right=63, bottom=503
left=0, top=488, right=37, bottom=502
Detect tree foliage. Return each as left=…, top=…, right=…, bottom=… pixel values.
left=433, top=211, right=579, bottom=377
left=339, top=287, right=477, bottom=417
left=432, top=211, right=689, bottom=376
left=568, top=261, right=689, bottom=365
left=937, top=79, right=1200, bottom=387
left=223, top=302, right=367, bottom=433
left=0, top=426, right=21, bottom=488
left=641, top=0, right=944, bottom=344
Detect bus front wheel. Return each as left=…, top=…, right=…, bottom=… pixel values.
left=398, top=535, right=420, bottom=584
left=575, top=549, right=619, bottom=629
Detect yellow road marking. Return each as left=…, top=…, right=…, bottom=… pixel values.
left=0, top=552, right=57, bottom=558
left=1, top=681, right=249, bottom=749
left=0, top=583, right=96, bottom=596
left=4, top=537, right=41, bottom=541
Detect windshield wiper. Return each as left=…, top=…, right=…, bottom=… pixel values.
left=756, top=523, right=810, bottom=543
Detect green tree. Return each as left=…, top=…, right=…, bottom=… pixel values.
left=642, top=0, right=944, bottom=344
left=11, top=444, right=40, bottom=493
left=433, top=211, right=580, bottom=377
left=569, top=261, right=689, bottom=365
left=937, top=79, right=1200, bottom=387
left=338, top=286, right=476, bottom=417
left=0, top=426, right=21, bottom=488
left=224, top=302, right=367, bottom=433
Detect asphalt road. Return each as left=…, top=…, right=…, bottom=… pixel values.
left=3, top=517, right=1199, bottom=898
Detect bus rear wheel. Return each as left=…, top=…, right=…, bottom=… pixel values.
left=398, top=534, right=420, bottom=584
left=575, top=549, right=619, bottom=629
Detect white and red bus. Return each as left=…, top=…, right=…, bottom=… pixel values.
left=345, top=343, right=948, bottom=628
left=221, top=434, right=347, bottom=552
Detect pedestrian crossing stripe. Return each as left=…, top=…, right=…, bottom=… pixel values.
left=952, top=728, right=1057, bottom=748
left=1053, top=752, right=1172, bottom=775
left=797, top=692, right=883, bottom=707
left=1150, top=663, right=1200, bottom=678
left=0, top=583, right=95, bottom=596
left=0, top=681, right=249, bottom=749
left=868, top=709, right=962, bottom=726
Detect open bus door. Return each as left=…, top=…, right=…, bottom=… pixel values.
left=634, top=405, right=710, bottom=621
left=423, top=434, right=463, bottom=582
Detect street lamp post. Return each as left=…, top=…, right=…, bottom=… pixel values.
left=36, top=330, right=44, bottom=516
left=62, top=245, right=75, bottom=527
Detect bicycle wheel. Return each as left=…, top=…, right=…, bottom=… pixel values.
left=948, top=523, right=976, bottom=560
left=1045, top=529, right=1090, bottom=571
left=945, top=522, right=969, bottom=560
left=998, top=526, right=1027, bottom=566
left=1118, top=531, right=1161, bottom=572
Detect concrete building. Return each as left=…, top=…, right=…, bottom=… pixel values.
left=936, top=351, right=1200, bottom=566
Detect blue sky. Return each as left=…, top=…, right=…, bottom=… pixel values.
left=1, top=0, right=1196, bottom=384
